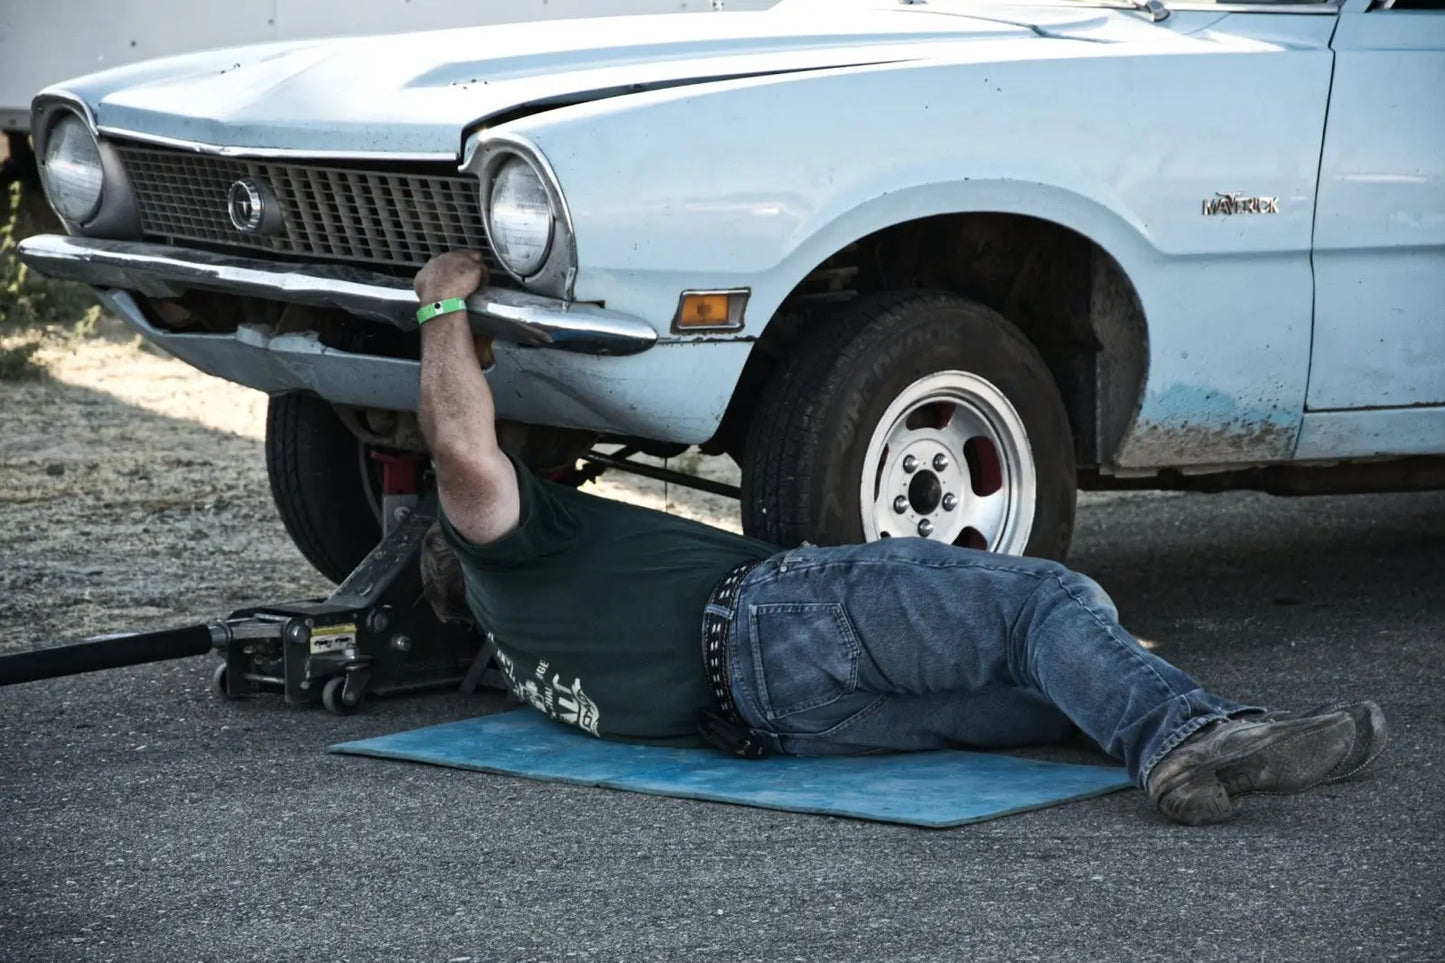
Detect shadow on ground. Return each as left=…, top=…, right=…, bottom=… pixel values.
left=0, top=375, right=330, bottom=652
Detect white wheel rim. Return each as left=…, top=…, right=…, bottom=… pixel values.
left=859, top=371, right=1036, bottom=554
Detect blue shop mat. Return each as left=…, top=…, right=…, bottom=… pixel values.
left=329, top=711, right=1133, bottom=828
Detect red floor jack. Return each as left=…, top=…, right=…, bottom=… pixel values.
left=0, top=453, right=498, bottom=712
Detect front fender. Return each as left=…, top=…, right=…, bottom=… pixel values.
left=516, top=23, right=1332, bottom=465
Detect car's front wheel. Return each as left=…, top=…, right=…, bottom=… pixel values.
left=265, top=392, right=383, bottom=584
left=741, top=290, right=1076, bottom=559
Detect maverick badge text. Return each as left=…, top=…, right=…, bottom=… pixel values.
left=1202, top=192, right=1280, bottom=216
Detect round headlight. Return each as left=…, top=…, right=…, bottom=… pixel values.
left=41, top=113, right=104, bottom=223
left=488, top=156, right=554, bottom=278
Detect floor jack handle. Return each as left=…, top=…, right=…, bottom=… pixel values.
left=0, top=623, right=223, bottom=687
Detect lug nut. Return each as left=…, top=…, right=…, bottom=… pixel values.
left=902, top=455, right=918, bottom=473
left=933, top=454, right=950, bottom=471
left=893, top=495, right=909, bottom=514
left=917, top=518, right=934, bottom=537
left=942, top=493, right=958, bottom=511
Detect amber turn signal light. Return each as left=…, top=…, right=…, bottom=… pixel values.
left=671, top=289, right=749, bottom=333
left=679, top=293, right=730, bottom=326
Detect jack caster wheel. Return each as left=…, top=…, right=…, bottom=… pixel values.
left=322, top=674, right=364, bottom=715
left=211, top=662, right=231, bottom=700
left=211, top=662, right=254, bottom=701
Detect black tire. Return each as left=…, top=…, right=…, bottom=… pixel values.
left=265, top=392, right=382, bottom=583
left=741, top=290, right=1076, bottom=559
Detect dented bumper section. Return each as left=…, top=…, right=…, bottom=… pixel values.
left=91, top=287, right=426, bottom=411
left=15, top=235, right=659, bottom=356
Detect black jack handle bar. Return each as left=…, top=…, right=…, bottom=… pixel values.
left=0, top=620, right=278, bottom=687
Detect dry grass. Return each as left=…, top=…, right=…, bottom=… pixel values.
left=0, top=181, right=101, bottom=380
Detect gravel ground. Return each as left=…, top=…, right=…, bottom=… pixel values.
left=1, top=331, right=1442, bottom=962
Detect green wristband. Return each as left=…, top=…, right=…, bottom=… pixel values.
left=416, top=297, right=469, bottom=325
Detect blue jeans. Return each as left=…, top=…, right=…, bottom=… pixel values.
left=725, top=539, right=1251, bottom=787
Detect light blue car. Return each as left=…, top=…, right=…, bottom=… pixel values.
left=19, top=0, right=1445, bottom=579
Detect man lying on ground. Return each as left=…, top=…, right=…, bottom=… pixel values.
left=413, top=250, right=1386, bottom=826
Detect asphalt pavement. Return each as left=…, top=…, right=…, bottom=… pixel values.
left=2, top=487, right=1442, bottom=962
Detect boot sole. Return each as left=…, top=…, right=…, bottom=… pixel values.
left=1215, top=714, right=1354, bottom=798
left=1256, top=700, right=1389, bottom=785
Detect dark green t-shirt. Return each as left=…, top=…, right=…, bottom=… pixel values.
left=441, top=458, right=778, bottom=746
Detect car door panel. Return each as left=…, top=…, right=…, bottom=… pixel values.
left=1308, top=4, right=1445, bottom=411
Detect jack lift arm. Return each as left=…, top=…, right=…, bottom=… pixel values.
left=0, top=490, right=497, bottom=713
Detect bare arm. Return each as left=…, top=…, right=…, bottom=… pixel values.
left=415, top=251, right=520, bottom=545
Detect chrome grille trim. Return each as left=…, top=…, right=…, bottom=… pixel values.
left=115, top=144, right=496, bottom=273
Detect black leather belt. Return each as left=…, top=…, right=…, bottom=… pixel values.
left=698, top=558, right=767, bottom=758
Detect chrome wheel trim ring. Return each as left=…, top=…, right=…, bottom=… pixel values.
left=859, top=370, right=1036, bottom=554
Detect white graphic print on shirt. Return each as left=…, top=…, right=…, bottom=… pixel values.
left=494, top=646, right=601, bottom=737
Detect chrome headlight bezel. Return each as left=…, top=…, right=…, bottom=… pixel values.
left=488, top=155, right=554, bottom=277
left=39, top=112, right=104, bottom=222
left=465, top=133, right=576, bottom=300
left=30, top=94, right=141, bottom=238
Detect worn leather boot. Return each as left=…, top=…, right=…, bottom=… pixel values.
left=1254, top=701, right=1388, bottom=784
left=1147, top=712, right=1354, bottom=826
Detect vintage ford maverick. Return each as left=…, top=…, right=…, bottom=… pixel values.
left=18, top=0, right=1445, bottom=579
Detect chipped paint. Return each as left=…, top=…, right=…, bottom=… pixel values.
left=1115, top=382, right=1299, bottom=468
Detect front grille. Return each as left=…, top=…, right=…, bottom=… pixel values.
left=115, top=144, right=499, bottom=275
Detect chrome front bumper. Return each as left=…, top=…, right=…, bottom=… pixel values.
left=15, top=235, right=658, bottom=356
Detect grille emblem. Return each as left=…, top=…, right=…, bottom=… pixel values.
left=227, top=178, right=281, bottom=235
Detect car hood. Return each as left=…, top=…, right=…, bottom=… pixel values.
left=47, top=2, right=1173, bottom=158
